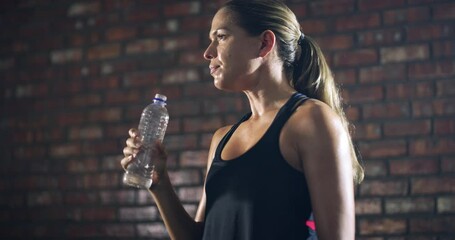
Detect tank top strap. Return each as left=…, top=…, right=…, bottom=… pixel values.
left=214, top=112, right=252, bottom=161
left=268, top=92, right=309, bottom=135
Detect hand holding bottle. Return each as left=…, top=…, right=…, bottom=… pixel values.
left=121, top=128, right=168, bottom=189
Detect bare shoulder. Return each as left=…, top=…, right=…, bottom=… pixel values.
left=287, top=98, right=344, bottom=139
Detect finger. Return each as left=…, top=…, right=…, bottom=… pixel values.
left=120, top=155, right=133, bottom=170
left=129, top=128, right=139, bottom=138
left=126, top=137, right=142, bottom=148
left=123, top=146, right=140, bottom=157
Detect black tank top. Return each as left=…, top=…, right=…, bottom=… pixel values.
left=202, top=93, right=314, bottom=240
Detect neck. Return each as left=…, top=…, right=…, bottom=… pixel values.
left=243, top=71, right=296, bottom=118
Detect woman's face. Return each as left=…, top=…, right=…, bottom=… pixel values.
left=204, top=8, right=263, bottom=91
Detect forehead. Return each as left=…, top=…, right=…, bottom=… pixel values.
left=210, top=8, right=236, bottom=31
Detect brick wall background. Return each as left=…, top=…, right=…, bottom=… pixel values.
left=1, top=0, right=454, bottom=239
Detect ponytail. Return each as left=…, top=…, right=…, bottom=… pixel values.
left=293, top=35, right=364, bottom=184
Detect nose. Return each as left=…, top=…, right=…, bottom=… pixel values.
left=203, top=42, right=216, bottom=60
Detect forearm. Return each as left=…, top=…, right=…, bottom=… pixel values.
left=149, top=172, right=203, bottom=240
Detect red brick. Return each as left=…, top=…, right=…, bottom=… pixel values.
left=359, top=64, right=406, bottom=83
left=385, top=197, right=434, bottom=214
left=438, top=196, right=455, bottom=213
left=181, top=16, right=212, bottom=31
left=105, top=26, right=137, bottom=41
left=165, top=134, right=198, bottom=151
left=180, top=50, right=207, bottom=65
left=359, top=0, right=405, bottom=11
left=68, top=2, right=100, bottom=16
left=137, top=223, right=168, bottom=238
left=342, top=85, right=383, bottom=103
left=69, top=126, right=103, bottom=140
left=309, top=0, right=354, bottom=16
left=167, top=100, right=201, bottom=117
left=163, top=35, right=200, bottom=52
left=203, top=97, right=246, bottom=114
left=87, top=44, right=121, bottom=61
left=335, top=13, right=380, bottom=31
left=183, top=82, right=224, bottom=97
left=359, top=218, right=406, bottom=235
left=390, top=158, right=439, bottom=175
left=442, top=157, right=455, bottom=173
left=104, top=224, right=135, bottom=237
left=183, top=203, right=199, bottom=218
left=119, top=206, right=158, bottom=220
left=125, top=8, right=159, bottom=22
left=68, top=94, right=102, bottom=107
left=27, top=191, right=62, bottom=206
left=88, top=108, right=122, bottom=122
left=359, top=140, right=407, bottom=159
left=168, top=169, right=201, bottom=186
left=358, top=28, right=405, bottom=46
left=355, top=198, right=382, bottom=215
left=407, top=24, right=455, bottom=41
left=164, top=1, right=200, bottom=16
left=434, top=119, right=455, bottom=135
left=363, top=160, right=387, bottom=177
left=82, top=140, right=118, bottom=155
left=334, top=49, right=378, bottom=67
left=410, top=138, right=455, bottom=156
left=123, top=71, right=158, bottom=87
left=333, top=69, right=356, bottom=85
left=201, top=133, right=215, bottom=149
left=0, top=57, right=14, bottom=70
left=77, top=173, right=119, bottom=189
left=50, top=144, right=81, bottom=158
left=64, top=191, right=98, bottom=205
left=88, top=76, right=120, bottom=90
left=99, top=190, right=136, bottom=205
left=126, top=38, right=160, bottom=55
left=178, top=186, right=203, bottom=202
left=433, top=3, right=455, bottom=20
left=300, top=19, right=329, bottom=34
left=183, top=116, right=222, bottom=133
left=412, top=98, right=455, bottom=117
left=384, top=120, right=431, bottom=137
left=162, top=68, right=200, bottom=84
left=180, top=150, right=208, bottom=167
left=386, top=82, right=434, bottom=99
left=50, top=48, right=82, bottom=64
left=410, top=216, right=455, bottom=233
left=82, top=208, right=116, bottom=220
left=436, top=79, right=455, bottom=96
left=383, top=6, right=430, bottom=25
left=105, top=90, right=141, bottom=104
left=67, top=158, right=99, bottom=172
left=360, top=179, right=408, bottom=196
left=380, top=44, right=429, bottom=63
left=352, top=123, right=381, bottom=140
left=315, top=35, right=353, bottom=51
left=433, top=40, right=455, bottom=57
left=412, top=177, right=455, bottom=194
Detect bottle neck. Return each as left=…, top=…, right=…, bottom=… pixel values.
left=153, top=98, right=166, bottom=106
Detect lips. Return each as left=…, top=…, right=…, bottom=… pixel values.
left=209, top=65, right=220, bottom=75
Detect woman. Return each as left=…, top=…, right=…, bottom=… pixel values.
left=121, top=0, right=364, bottom=239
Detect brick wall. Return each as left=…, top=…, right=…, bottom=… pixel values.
left=0, top=0, right=454, bottom=239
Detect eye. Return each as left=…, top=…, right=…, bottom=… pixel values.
left=217, top=34, right=227, bottom=41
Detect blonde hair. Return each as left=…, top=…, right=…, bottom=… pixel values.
left=222, top=0, right=364, bottom=183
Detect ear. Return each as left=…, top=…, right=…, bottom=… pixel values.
left=258, top=30, right=276, bottom=58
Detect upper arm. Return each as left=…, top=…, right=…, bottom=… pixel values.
left=295, top=102, right=355, bottom=239
left=194, top=126, right=230, bottom=223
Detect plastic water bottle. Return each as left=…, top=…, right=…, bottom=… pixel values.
left=123, top=94, right=169, bottom=189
